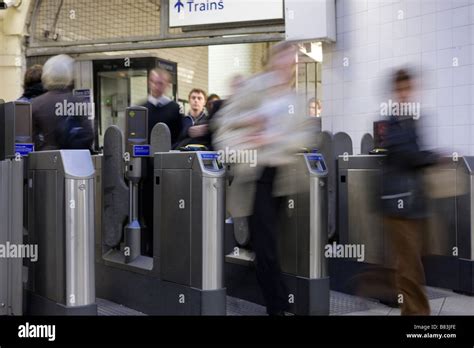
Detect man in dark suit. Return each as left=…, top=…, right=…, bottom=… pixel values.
left=143, top=68, right=183, bottom=146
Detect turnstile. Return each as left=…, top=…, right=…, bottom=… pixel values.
left=154, top=151, right=226, bottom=311
left=0, top=101, right=33, bottom=316
left=26, top=150, right=97, bottom=315
left=422, top=156, right=474, bottom=295
left=0, top=158, right=23, bottom=316
left=332, top=155, right=474, bottom=299
left=225, top=153, right=330, bottom=315
left=95, top=107, right=227, bottom=315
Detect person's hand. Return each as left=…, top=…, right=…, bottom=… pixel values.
left=188, top=125, right=208, bottom=138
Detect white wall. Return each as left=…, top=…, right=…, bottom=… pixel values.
left=155, top=47, right=209, bottom=102
left=322, top=0, right=474, bottom=155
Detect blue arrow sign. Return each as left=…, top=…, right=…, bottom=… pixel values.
left=175, top=0, right=185, bottom=13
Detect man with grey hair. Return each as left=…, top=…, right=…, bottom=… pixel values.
left=31, top=54, right=94, bottom=151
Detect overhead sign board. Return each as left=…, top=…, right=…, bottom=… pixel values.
left=169, top=0, right=284, bottom=28
left=285, top=0, right=336, bottom=42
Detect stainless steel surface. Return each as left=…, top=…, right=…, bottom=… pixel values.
left=303, top=154, right=329, bottom=279
left=27, top=33, right=285, bottom=57
left=92, top=155, right=103, bottom=257
left=426, top=167, right=457, bottom=257
left=155, top=151, right=226, bottom=290
left=457, top=158, right=473, bottom=260
left=201, top=176, right=225, bottom=290
left=0, top=103, right=15, bottom=160
left=65, top=178, right=95, bottom=307
left=0, top=160, right=9, bottom=315
left=8, top=159, right=23, bottom=315
left=338, top=155, right=391, bottom=266
left=0, top=158, right=24, bottom=315
left=347, top=169, right=385, bottom=265
left=278, top=154, right=329, bottom=279
left=471, top=171, right=474, bottom=259
left=309, top=175, right=328, bottom=278
left=130, top=183, right=139, bottom=222
left=28, top=150, right=96, bottom=308
left=126, top=157, right=143, bottom=182
left=338, top=155, right=474, bottom=265
left=225, top=249, right=256, bottom=266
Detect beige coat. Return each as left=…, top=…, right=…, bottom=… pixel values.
left=213, top=72, right=320, bottom=217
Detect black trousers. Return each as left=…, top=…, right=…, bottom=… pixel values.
left=249, top=167, right=288, bottom=314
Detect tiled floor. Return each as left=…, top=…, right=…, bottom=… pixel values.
left=336, top=287, right=474, bottom=316
left=98, top=286, right=474, bottom=316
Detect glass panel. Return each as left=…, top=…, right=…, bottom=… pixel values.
left=98, top=69, right=147, bottom=146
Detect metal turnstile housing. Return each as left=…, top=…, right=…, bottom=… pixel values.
left=333, top=155, right=474, bottom=296
left=225, top=153, right=330, bottom=315
left=95, top=148, right=227, bottom=315
left=154, top=151, right=225, bottom=291
left=0, top=158, right=24, bottom=315
left=26, top=150, right=97, bottom=315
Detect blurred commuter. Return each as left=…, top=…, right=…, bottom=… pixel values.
left=213, top=42, right=317, bottom=316
left=32, top=54, right=94, bottom=151
left=229, top=74, right=245, bottom=94
left=308, top=98, right=322, bottom=132
left=143, top=68, right=183, bottom=145
left=308, top=98, right=322, bottom=117
left=381, top=68, right=438, bottom=315
left=206, top=93, right=220, bottom=114
left=18, top=65, right=45, bottom=102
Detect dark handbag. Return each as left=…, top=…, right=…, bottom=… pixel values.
left=56, top=116, right=94, bottom=150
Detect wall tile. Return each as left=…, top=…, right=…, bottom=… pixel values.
left=452, top=105, right=470, bottom=125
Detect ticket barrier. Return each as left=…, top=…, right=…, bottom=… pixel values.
left=95, top=107, right=227, bottom=315
left=1, top=101, right=97, bottom=315
left=332, top=155, right=474, bottom=301
left=0, top=101, right=30, bottom=315
left=225, top=153, right=330, bottom=315
left=25, top=150, right=97, bottom=315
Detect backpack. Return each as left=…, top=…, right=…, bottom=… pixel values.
left=56, top=115, right=94, bottom=150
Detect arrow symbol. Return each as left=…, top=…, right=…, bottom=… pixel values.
left=175, top=0, right=185, bottom=13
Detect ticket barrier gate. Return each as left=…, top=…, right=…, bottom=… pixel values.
left=329, top=155, right=394, bottom=302
left=0, top=101, right=30, bottom=315
left=25, top=150, right=97, bottom=315
left=1, top=101, right=98, bottom=316
left=225, top=153, right=330, bottom=315
left=95, top=107, right=227, bottom=315
left=332, top=155, right=474, bottom=300
left=314, top=131, right=353, bottom=242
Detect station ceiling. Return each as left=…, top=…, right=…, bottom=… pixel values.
left=27, top=0, right=284, bottom=56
